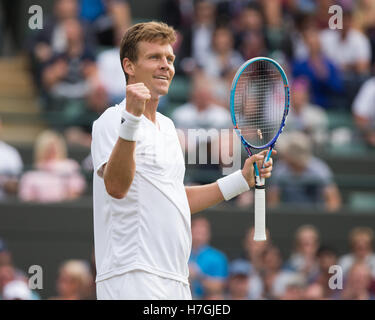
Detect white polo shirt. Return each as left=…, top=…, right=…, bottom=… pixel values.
left=91, top=100, right=192, bottom=285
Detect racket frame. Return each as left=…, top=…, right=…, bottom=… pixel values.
left=230, top=57, right=290, bottom=241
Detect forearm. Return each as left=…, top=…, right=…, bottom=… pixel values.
left=185, top=183, right=224, bottom=215
left=103, top=138, right=136, bottom=199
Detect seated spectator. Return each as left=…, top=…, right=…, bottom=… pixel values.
left=233, top=3, right=264, bottom=50
left=286, top=78, right=329, bottom=148
left=226, top=259, right=251, bottom=300
left=340, top=262, right=375, bottom=300
left=352, top=74, right=375, bottom=148
left=27, top=0, right=96, bottom=88
left=2, top=280, right=33, bottom=300
left=172, top=71, right=232, bottom=130
left=240, top=227, right=271, bottom=299
left=178, top=0, right=216, bottom=74
left=284, top=225, right=320, bottom=283
left=96, top=25, right=126, bottom=106
left=261, top=246, right=298, bottom=300
left=41, top=18, right=105, bottom=146
left=188, top=217, right=228, bottom=299
left=261, top=0, right=293, bottom=58
left=339, top=227, right=375, bottom=278
left=303, top=282, right=325, bottom=300
left=0, top=117, right=23, bottom=201
left=18, top=130, right=86, bottom=203
left=80, top=0, right=131, bottom=47
left=320, top=9, right=371, bottom=75
left=352, top=0, right=375, bottom=64
left=279, top=274, right=306, bottom=300
left=203, top=25, right=244, bottom=79
left=311, top=245, right=340, bottom=299
left=292, top=25, right=343, bottom=109
left=49, top=260, right=94, bottom=300
left=239, top=30, right=268, bottom=61
left=268, top=131, right=342, bottom=212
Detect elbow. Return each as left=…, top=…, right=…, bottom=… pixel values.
left=104, top=179, right=129, bottom=199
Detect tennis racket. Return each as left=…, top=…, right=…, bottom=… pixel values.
left=230, top=57, right=290, bottom=241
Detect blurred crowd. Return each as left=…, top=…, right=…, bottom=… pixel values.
left=0, top=0, right=374, bottom=208
left=0, top=0, right=375, bottom=300
left=1, top=217, right=375, bottom=300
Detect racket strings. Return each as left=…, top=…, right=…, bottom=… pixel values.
left=234, top=60, right=285, bottom=148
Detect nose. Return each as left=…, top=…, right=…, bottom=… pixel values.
left=160, top=57, right=170, bottom=71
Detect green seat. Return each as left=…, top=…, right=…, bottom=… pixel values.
left=168, top=76, right=191, bottom=104
left=349, top=192, right=375, bottom=211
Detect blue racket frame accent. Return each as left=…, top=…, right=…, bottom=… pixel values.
left=230, top=57, right=290, bottom=151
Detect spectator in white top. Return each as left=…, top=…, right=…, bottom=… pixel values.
left=203, top=25, right=244, bottom=79
left=339, top=227, right=375, bottom=279
left=0, top=117, right=23, bottom=200
left=352, top=75, right=375, bottom=147
left=286, top=78, right=329, bottom=148
left=97, top=26, right=127, bottom=106
left=171, top=70, right=232, bottom=130
left=320, top=9, right=371, bottom=75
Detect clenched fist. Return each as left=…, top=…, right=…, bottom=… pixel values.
left=126, top=83, right=151, bottom=117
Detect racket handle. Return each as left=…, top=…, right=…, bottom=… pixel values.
left=254, top=188, right=266, bottom=241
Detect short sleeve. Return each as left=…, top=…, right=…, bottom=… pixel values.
left=91, top=109, right=120, bottom=176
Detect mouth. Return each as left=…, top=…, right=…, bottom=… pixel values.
left=153, top=75, right=169, bottom=81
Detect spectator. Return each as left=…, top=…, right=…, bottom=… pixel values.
left=50, top=260, right=94, bottom=300
left=226, top=259, right=251, bottom=300
left=303, top=282, right=325, bottom=300
left=285, top=225, right=320, bottom=283
left=96, top=24, right=127, bottom=106
left=233, top=3, right=264, bottom=50
left=28, top=0, right=96, bottom=88
left=80, top=0, right=131, bottom=47
left=352, top=0, right=375, bottom=64
left=292, top=25, right=343, bottom=109
left=311, top=245, right=340, bottom=299
left=41, top=17, right=104, bottom=146
left=18, top=130, right=86, bottom=203
left=352, top=75, right=375, bottom=148
left=0, top=117, right=23, bottom=201
left=340, top=262, right=375, bottom=300
left=188, top=217, right=228, bottom=299
left=241, top=227, right=271, bottom=299
left=286, top=78, right=329, bottom=148
left=179, top=0, right=217, bottom=74
left=268, top=131, right=342, bottom=212
left=172, top=71, right=232, bottom=130
left=203, top=25, right=244, bottom=79
left=2, top=280, right=32, bottom=300
left=339, top=227, right=375, bottom=278
left=320, top=9, right=371, bottom=75
left=261, top=246, right=298, bottom=300
left=261, top=0, right=293, bottom=58
left=279, top=274, right=306, bottom=300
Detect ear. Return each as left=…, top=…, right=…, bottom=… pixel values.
left=123, top=58, right=135, bottom=78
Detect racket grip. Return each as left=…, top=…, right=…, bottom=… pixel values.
left=254, top=188, right=266, bottom=241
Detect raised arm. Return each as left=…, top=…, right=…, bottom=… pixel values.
left=102, top=83, right=150, bottom=199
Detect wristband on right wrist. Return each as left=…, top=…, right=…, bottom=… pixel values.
left=118, top=109, right=142, bottom=141
left=217, top=170, right=250, bottom=201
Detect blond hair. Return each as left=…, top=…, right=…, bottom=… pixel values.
left=349, top=227, right=374, bottom=247
left=34, top=130, right=67, bottom=165
left=119, top=21, right=176, bottom=81
left=59, top=260, right=93, bottom=295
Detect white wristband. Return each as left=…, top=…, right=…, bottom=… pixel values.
left=119, top=109, right=142, bottom=141
left=217, top=170, right=250, bottom=201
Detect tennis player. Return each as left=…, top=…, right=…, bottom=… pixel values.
left=91, top=22, right=275, bottom=300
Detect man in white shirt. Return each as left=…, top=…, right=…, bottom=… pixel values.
left=320, top=10, right=371, bottom=75
left=91, top=22, right=275, bottom=300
